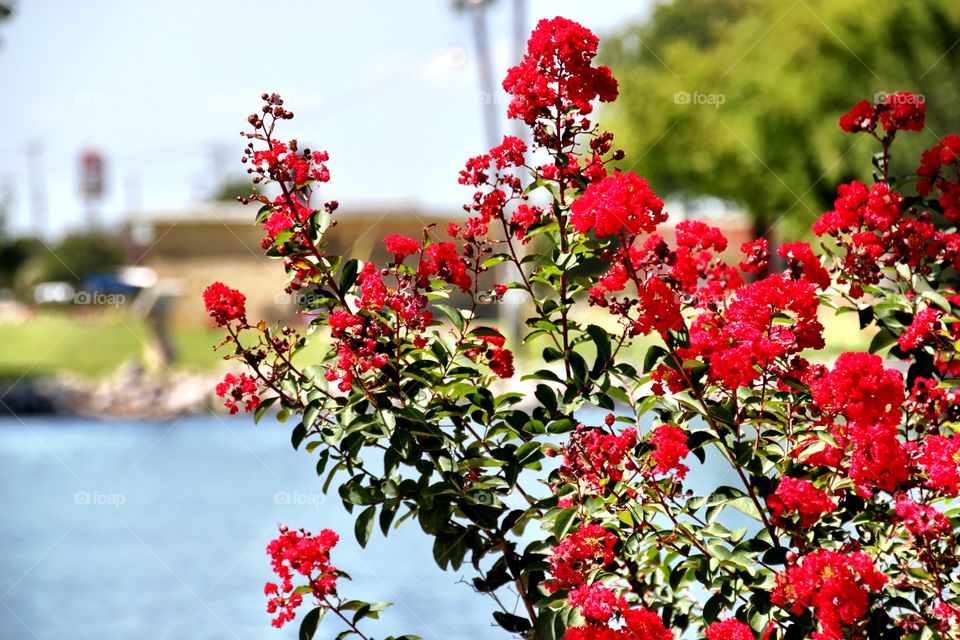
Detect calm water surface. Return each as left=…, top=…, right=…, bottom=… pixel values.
left=0, top=416, right=500, bottom=640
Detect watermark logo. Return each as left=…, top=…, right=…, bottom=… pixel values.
left=874, top=91, right=925, bottom=106
left=74, top=91, right=127, bottom=107
left=273, top=490, right=325, bottom=507
left=73, top=490, right=126, bottom=508
left=275, top=290, right=325, bottom=307
left=480, top=289, right=526, bottom=306
left=73, top=291, right=126, bottom=306
left=674, top=91, right=725, bottom=108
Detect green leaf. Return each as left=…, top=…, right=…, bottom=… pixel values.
left=587, top=324, right=612, bottom=363
left=868, top=329, right=897, bottom=355
left=299, top=607, right=325, bottom=640
left=339, top=258, right=360, bottom=291
left=355, top=505, right=376, bottom=548
left=435, top=304, right=465, bottom=332
left=492, top=612, right=532, bottom=634
left=291, top=423, right=307, bottom=450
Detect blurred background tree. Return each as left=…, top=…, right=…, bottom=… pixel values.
left=15, top=233, right=125, bottom=288
left=602, top=0, right=960, bottom=242
left=209, top=175, right=253, bottom=203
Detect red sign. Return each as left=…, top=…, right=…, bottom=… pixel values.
left=80, top=150, right=105, bottom=198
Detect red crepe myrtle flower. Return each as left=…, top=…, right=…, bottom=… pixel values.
left=464, top=333, right=515, bottom=379
left=649, top=424, right=689, bottom=480
left=807, top=352, right=908, bottom=496
left=878, top=92, right=926, bottom=133
left=620, top=607, right=674, bottom=640
left=919, top=435, right=960, bottom=496
left=809, top=352, right=903, bottom=427
left=839, top=100, right=875, bottom=134
left=778, top=241, right=830, bottom=291
left=569, top=171, right=666, bottom=238
left=418, top=242, right=471, bottom=292
left=813, top=181, right=904, bottom=236
left=215, top=373, right=260, bottom=414
left=547, top=524, right=617, bottom=592
left=906, top=377, right=950, bottom=424
left=564, top=606, right=673, bottom=640
left=356, top=262, right=388, bottom=310
left=383, top=234, right=420, bottom=263
left=502, top=16, right=618, bottom=124
left=838, top=92, right=925, bottom=135
left=265, top=526, right=339, bottom=628
left=684, top=274, right=824, bottom=390
left=567, top=583, right=627, bottom=623
left=490, top=134, right=527, bottom=169
left=739, top=238, right=769, bottom=274
left=917, top=134, right=960, bottom=197
left=510, top=203, right=542, bottom=241
left=705, top=619, right=755, bottom=640
left=895, top=495, right=950, bottom=540
left=767, top=477, right=836, bottom=528
left=898, top=306, right=942, bottom=351
left=558, top=423, right=638, bottom=492
left=771, top=549, right=886, bottom=640
left=203, top=282, right=246, bottom=326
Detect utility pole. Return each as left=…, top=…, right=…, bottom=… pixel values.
left=26, top=142, right=47, bottom=239
left=0, top=175, right=13, bottom=238
left=454, top=0, right=500, bottom=150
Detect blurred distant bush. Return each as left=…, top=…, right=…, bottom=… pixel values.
left=16, top=232, right=125, bottom=289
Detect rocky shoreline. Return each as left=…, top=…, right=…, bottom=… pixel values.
left=0, top=365, right=228, bottom=420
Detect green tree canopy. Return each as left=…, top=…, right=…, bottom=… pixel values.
left=602, top=0, right=960, bottom=239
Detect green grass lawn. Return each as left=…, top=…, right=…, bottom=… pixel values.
left=0, top=306, right=872, bottom=382
left=0, top=311, right=329, bottom=380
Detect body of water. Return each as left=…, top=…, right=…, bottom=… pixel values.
left=0, top=415, right=500, bottom=640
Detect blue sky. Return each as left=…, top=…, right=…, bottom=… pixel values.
left=0, top=1, right=654, bottom=237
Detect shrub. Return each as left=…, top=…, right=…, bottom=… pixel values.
left=207, top=17, right=960, bottom=640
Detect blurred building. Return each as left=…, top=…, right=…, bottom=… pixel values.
left=130, top=201, right=466, bottom=326
left=128, top=201, right=753, bottom=327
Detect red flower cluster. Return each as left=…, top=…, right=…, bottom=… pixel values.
left=502, top=16, right=618, bottom=124
left=383, top=234, right=420, bottom=263
left=563, top=605, right=673, bottom=640
left=464, top=332, right=515, bottom=379
left=418, top=242, right=472, bottom=292
left=250, top=139, right=331, bottom=187
left=215, top=373, right=260, bottom=414
left=906, top=377, right=952, bottom=424
left=771, top=549, right=886, bottom=640
left=739, top=238, right=769, bottom=274
left=918, top=134, right=960, bottom=221
left=919, top=435, right=960, bottom=496
left=839, top=92, right=925, bottom=135
left=547, top=524, right=618, bottom=592
left=767, top=477, right=836, bottom=528
left=264, top=526, right=339, bottom=628
left=805, top=352, right=908, bottom=496
left=895, top=495, right=950, bottom=540
left=648, top=424, right=689, bottom=480
left=568, top=583, right=627, bottom=624
left=705, top=619, right=755, bottom=640
left=898, top=306, right=942, bottom=351
left=324, top=309, right=390, bottom=392
left=457, top=134, right=529, bottom=241
left=569, top=172, right=666, bottom=238
left=510, top=203, right=542, bottom=242
left=556, top=422, right=638, bottom=493
left=203, top=282, right=247, bottom=327
left=778, top=241, right=830, bottom=291
left=684, top=274, right=823, bottom=390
